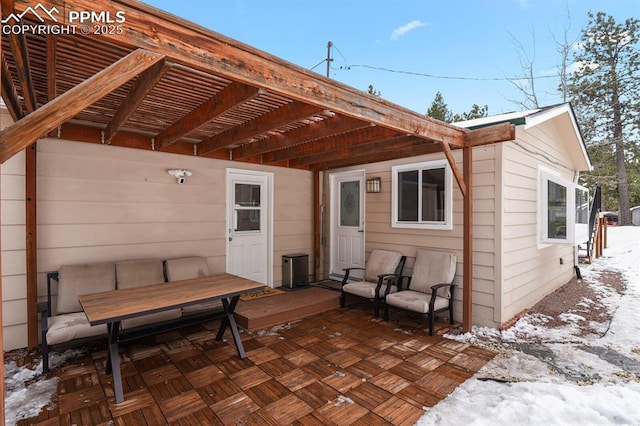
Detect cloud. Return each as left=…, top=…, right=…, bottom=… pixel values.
left=391, top=20, right=427, bottom=40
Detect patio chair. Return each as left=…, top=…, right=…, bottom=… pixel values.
left=340, top=249, right=406, bottom=317
left=384, top=249, right=457, bottom=336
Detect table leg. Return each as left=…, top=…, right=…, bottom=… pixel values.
left=217, top=296, right=245, bottom=359
left=106, top=321, right=124, bottom=404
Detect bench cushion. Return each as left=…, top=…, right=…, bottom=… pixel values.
left=165, top=257, right=210, bottom=281
left=165, top=257, right=222, bottom=314
left=57, top=263, right=116, bottom=314
left=115, top=259, right=181, bottom=329
left=46, top=313, right=107, bottom=345
left=342, top=281, right=398, bottom=299
left=385, top=290, right=449, bottom=313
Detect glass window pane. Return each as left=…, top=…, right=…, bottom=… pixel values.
left=235, top=209, right=260, bottom=231
left=398, top=170, right=418, bottom=221
left=235, top=184, right=261, bottom=207
left=421, top=168, right=445, bottom=222
left=340, top=181, right=360, bottom=227
left=547, top=180, right=567, bottom=239
left=575, top=187, right=589, bottom=224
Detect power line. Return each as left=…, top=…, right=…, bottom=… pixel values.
left=340, top=64, right=562, bottom=81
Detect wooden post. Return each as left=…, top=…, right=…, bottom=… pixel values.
left=0, top=0, right=6, bottom=418
left=603, top=218, right=608, bottom=249
left=462, top=146, right=473, bottom=332
left=26, top=143, right=37, bottom=347
left=313, top=171, right=321, bottom=282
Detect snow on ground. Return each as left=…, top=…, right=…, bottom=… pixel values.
left=418, top=226, right=640, bottom=426
left=4, top=227, right=639, bottom=425
left=4, top=349, right=85, bottom=425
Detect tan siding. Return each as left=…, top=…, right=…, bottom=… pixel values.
left=324, top=146, right=498, bottom=327
left=1, top=138, right=313, bottom=350
left=500, top=124, right=579, bottom=324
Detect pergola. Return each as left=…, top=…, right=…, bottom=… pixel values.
left=0, top=0, right=514, bottom=416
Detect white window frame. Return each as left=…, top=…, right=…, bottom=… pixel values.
left=538, top=166, right=575, bottom=246
left=392, top=159, right=453, bottom=230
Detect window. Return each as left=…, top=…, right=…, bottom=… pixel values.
left=392, top=160, right=452, bottom=229
left=574, top=185, right=590, bottom=244
left=539, top=168, right=575, bottom=245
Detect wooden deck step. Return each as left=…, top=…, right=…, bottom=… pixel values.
left=234, top=286, right=340, bottom=330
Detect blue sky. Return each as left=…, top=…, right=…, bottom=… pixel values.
left=145, top=0, right=637, bottom=116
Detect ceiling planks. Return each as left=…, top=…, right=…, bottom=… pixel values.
left=103, top=60, right=172, bottom=144
left=156, top=81, right=260, bottom=150
left=0, top=48, right=165, bottom=163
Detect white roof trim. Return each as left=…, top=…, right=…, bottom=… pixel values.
left=452, top=108, right=541, bottom=128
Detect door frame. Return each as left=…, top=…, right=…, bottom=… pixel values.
left=225, top=168, right=274, bottom=287
left=329, top=169, right=366, bottom=278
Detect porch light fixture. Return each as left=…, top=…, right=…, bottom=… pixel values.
left=168, top=169, right=193, bottom=184
left=366, top=177, right=381, bottom=193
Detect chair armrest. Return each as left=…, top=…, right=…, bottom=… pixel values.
left=430, top=283, right=456, bottom=291
left=342, top=267, right=365, bottom=285
left=377, top=273, right=402, bottom=294
left=37, top=301, right=49, bottom=315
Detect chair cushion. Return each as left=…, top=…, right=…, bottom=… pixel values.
left=46, top=313, right=107, bottom=345
left=115, top=259, right=181, bottom=329
left=343, top=281, right=397, bottom=299
left=409, top=250, right=457, bottom=297
left=115, top=259, right=165, bottom=289
left=165, top=257, right=210, bottom=282
left=386, top=290, right=450, bottom=314
left=57, top=263, right=116, bottom=314
left=364, top=250, right=403, bottom=283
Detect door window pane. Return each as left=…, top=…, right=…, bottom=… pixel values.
left=235, top=184, right=261, bottom=207
left=235, top=210, right=261, bottom=231
left=340, top=181, right=360, bottom=227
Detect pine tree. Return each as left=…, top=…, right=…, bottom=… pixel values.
left=426, top=91, right=452, bottom=123
left=568, top=12, right=640, bottom=224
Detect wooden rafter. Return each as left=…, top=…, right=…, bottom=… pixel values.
left=12, top=0, right=468, bottom=147
left=104, top=60, right=172, bottom=144
left=157, top=81, right=260, bottom=150
left=8, top=31, right=37, bottom=113
left=309, top=142, right=442, bottom=171
left=262, top=126, right=400, bottom=164
left=440, top=141, right=466, bottom=197
left=200, top=101, right=323, bottom=155
left=290, top=136, right=421, bottom=167
left=232, top=115, right=368, bottom=159
left=1, top=53, right=24, bottom=121
left=464, top=122, right=515, bottom=147
left=0, top=49, right=165, bottom=163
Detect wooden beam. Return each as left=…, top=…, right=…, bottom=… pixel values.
left=104, top=60, right=171, bottom=144
left=199, top=101, right=322, bottom=155
left=13, top=0, right=468, bottom=147
left=262, top=126, right=400, bottom=163
left=462, top=146, right=473, bottom=333
left=309, top=142, right=442, bottom=171
left=291, top=136, right=420, bottom=167
left=7, top=30, right=37, bottom=113
left=1, top=53, right=24, bottom=121
left=232, top=115, right=368, bottom=159
left=0, top=49, right=165, bottom=163
left=440, top=141, right=466, bottom=197
left=157, top=81, right=260, bottom=150
left=464, top=122, right=515, bottom=147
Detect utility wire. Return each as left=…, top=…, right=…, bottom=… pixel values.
left=340, top=64, right=562, bottom=81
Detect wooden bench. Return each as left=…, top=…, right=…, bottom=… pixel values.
left=39, top=257, right=224, bottom=373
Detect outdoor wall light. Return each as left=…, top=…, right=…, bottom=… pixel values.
left=168, top=169, right=193, bottom=184
left=366, top=177, right=381, bottom=193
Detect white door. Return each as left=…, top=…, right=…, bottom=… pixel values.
left=330, top=171, right=365, bottom=278
left=226, top=170, right=272, bottom=285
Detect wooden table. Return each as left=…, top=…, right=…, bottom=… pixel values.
left=78, top=273, right=265, bottom=403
